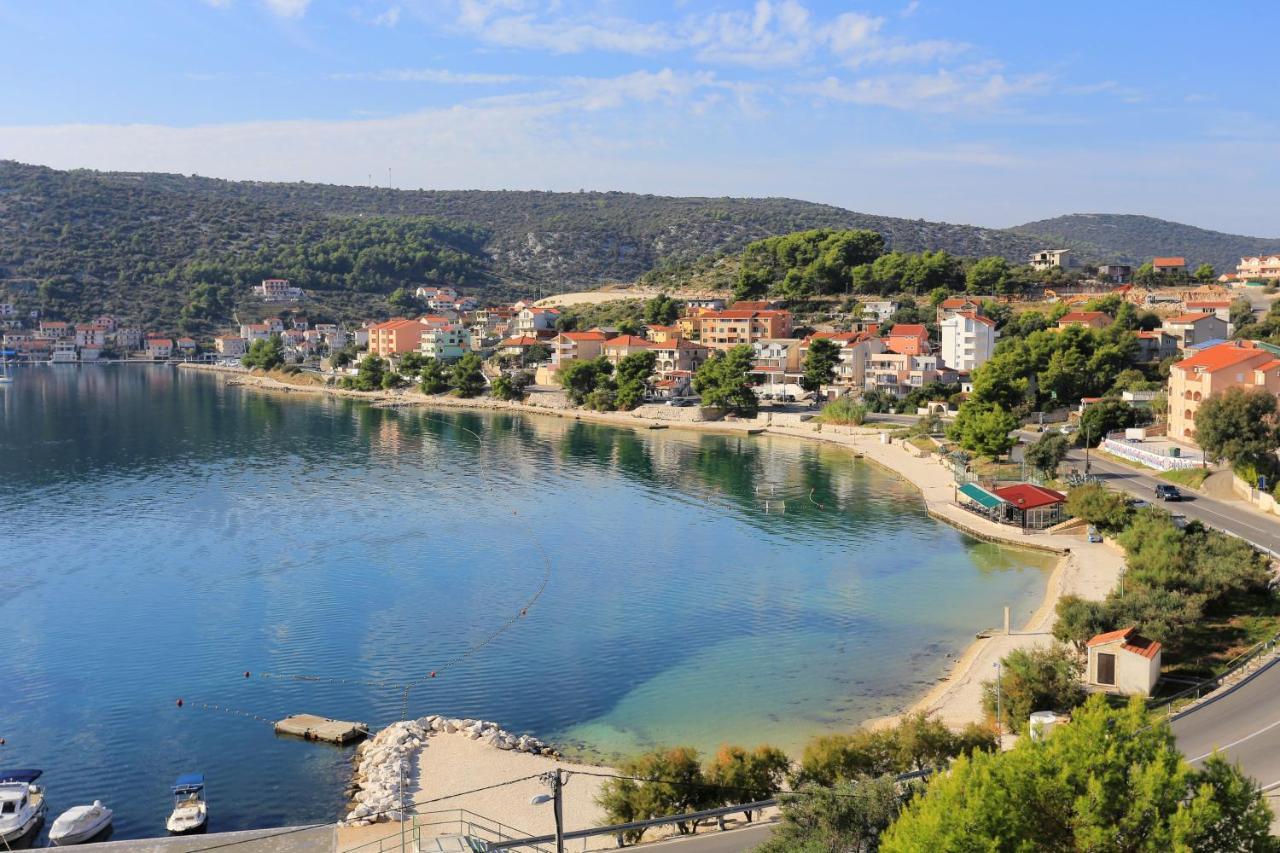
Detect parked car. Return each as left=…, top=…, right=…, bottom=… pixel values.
left=1087, top=525, right=1102, bottom=543
left=667, top=398, right=695, bottom=407
left=778, top=394, right=795, bottom=403
left=1155, top=484, right=1183, bottom=502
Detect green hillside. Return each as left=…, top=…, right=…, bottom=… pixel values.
left=1010, top=213, right=1278, bottom=273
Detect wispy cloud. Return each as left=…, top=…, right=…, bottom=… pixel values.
left=263, top=0, right=310, bottom=18
left=332, top=68, right=529, bottom=84
left=372, top=6, right=401, bottom=27
left=803, top=68, right=1050, bottom=113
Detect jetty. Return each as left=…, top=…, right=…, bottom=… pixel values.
left=274, top=714, right=367, bottom=745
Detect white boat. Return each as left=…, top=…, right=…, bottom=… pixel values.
left=48, top=801, right=113, bottom=846
left=166, top=773, right=207, bottom=835
left=0, top=769, right=46, bottom=844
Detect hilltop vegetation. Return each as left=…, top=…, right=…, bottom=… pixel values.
left=1011, top=213, right=1278, bottom=272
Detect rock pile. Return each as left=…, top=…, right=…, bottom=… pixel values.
left=342, top=716, right=560, bottom=825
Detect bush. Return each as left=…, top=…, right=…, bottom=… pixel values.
left=982, top=646, right=1085, bottom=734
left=596, top=747, right=711, bottom=840
left=757, top=777, right=907, bottom=853
left=816, top=398, right=868, bottom=425
left=795, top=713, right=995, bottom=786
left=1065, top=483, right=1132, bottom=531
left=704, top=745, right=789, bottom=822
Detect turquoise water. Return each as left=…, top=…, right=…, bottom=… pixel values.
left=0, top=365, right=1053, bottom=840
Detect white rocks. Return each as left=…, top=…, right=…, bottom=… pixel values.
left=341, top=715, right=561, bottom=825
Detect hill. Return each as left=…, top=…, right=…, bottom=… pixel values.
left=1009, top=213, right=1279, bottom=273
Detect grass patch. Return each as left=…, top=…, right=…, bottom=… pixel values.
left=1159, top=467, right=1210, bottom=489
left=908, top=435, right=936, bottom=454
left=1098, top=450, right=1151, bottom=470
left=1158, top=590, right=1280, bottom=684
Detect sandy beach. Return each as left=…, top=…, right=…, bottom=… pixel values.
left=185, top=363, right=1125, bottom=833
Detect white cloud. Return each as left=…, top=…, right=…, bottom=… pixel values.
left=803, top=68, right=1049, bottom=112
left=263, top=0, right=310, bottom=18
left=372, top=6, right=401, bottom=26
left=332, top=68, right=528, bottom=84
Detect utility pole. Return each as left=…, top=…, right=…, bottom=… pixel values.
left=553, top=768, right=564, bottom=853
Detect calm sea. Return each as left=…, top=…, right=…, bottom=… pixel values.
left=0, top=365, right=1053, bottom=841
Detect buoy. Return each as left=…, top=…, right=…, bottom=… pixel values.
left=176, top=698, right=184, bottom=708
left=244, top=671, right=251, bottom=678
left=520, top=608, right=528, bottom=616
left=429, top=671, right=437, bottom=678
left=1, top=738, right=6, bottom=745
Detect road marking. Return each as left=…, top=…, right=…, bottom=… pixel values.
left=1187, top=715, right=1280, bottom=763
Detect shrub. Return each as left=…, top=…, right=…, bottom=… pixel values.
left=816, top=397, right=868, bottom=425
left=982, top=645, right=1085, bottom=734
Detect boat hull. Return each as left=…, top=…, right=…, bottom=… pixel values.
left=49, top=806, right=113, bottom=846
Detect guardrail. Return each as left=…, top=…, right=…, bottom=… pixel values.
left=1150, top=629, right=1280, bottom=711
left=343, top=809, right=552, bottom=853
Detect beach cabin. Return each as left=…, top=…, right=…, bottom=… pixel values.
left=956, top=483, right=1066, bottom=530
left=1086, top=626, right=1162, bottom=697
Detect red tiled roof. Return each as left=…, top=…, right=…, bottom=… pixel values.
left=559, top=331, right=607, bottom=341
left=499, top=336, right=539, bottom=347
left=709, top=309, right=791, bottom=320
left=991, top=483, right=1065, bottom=510
left=940, top=297, right=978, bottom=308
left=1185, top=300, right=1231, bottom=308
left=1166, top=312, right=1215, bottom=324
left=1058, top=311, right=1110, bottom=324
left=1173, top=341, right=1268, bottom=373
left=1086, top=626, right=1162, bottom=659
left=888, top=324, right=928, bottom=338
left=604, top=335, right=654, bottom=348
left=1153, top=257, right=1186, bottom=266
left=955, top=311, right=997, bottom=327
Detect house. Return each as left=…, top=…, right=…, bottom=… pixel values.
left=865, top=352, right=949, bottom=397
left=1030, top=249, right=1072, bottom=270
left=415, top=286, right=459, bottom=302
left=496, top=335, right=542, bottom=358
left=215, top=335, right=247, bottom=357
left=940, top=312, right=998, bottom=372
left=1168, top=340, right=1280, bottom=444
left=176, top=337, right=198, bottom=356
left=145, top=337, right=173, bottom=360
left=254, top=278, right=304, bottom=303
left=51, top=339, right=78, bottom=362
left=602, top=335, right=654, bottom=365
left=884, top=324, right=931, bottom=356
left=1097, top=264, right=1132, bottom=283
left=1057, top=311, right=1113, bottom=330
left=860, top=300, right=900, bottom=323
left=1184, top=299, right=1234, bottom=324
left=991, top=484, right=1066, bottom=529
left=367, top=318, right=426, bottom=358
left=75, top=324, right=108, bottom=348
left=1236, top=254, right=1280, bottom=281
left=651, top=373, right=694, bottom=399
left=752, top=338, right=803, bottom=373
left=1152, top=257, right=1187, bottom=274
left=113, top=327, right=143, bottom=351
left=1133, top=330, right=1179, bottom=362
left=645, top=325, right=681, bottom=344
left=551, top=331, right=607, bottom=367
left=698, top=309, right=793, bottom=349
left=684, top=298, right=726, bottom=311
left=1086, top=627, right=1162, bottom=697
left=802, top=331, right=885, bottom=389
left=514, top=307, right=561, bottom=335
left=651, top=338, right=710, bottom=375
left=240, top=323, right=272, bottom=343
left=935, top=297, right=982, bottom=324
left=420, top=325, right=468, bottom=362
left=1161, top=312, right=1229, bottom=349
left=38, top=320, right=72, bottom=339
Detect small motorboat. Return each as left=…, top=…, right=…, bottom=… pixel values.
left=166, top=773, right=207, bottom=835
left=48, top=801, right=113, bottom=846
left=0, top=769, right=46, bottom=845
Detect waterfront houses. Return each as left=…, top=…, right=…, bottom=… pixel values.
left=215, top=335, right=247, bottom=358
left=1167, top=340, right=1280, bottom=445
left=551, top=331, right=607, bottom=368
left=698, top=308, right=793, bottom=349
left=367, top=318, right=426, bottom=358
left=146, top=337, right=173, bottom=360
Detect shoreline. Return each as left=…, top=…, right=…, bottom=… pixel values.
left=181, top=363, right=1122, bottom=734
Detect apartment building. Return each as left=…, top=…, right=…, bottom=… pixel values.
left=940, top=312, right=997, bottom=372
left=698, top=309, right=793, bottom=349
left=1168, top=340, right=1280, bottom=444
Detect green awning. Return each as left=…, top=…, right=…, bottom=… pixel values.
left=959, top=482, right=1006, bottom=509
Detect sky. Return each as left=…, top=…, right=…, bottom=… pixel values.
left=0, top=0, right=1277, bottom=235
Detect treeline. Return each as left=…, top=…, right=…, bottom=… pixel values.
left=731, top=229, right=1067, bottom=300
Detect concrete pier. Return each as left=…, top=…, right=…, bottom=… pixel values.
left=274, top=715, right=367, bottom=745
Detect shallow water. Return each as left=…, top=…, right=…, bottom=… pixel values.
left=0, top=365, right=1054, bottom=840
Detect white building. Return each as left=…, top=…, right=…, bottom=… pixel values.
left=420, top=325, right=468, bottom=362
left=1030, top=249, right=1072, bottom=270
left=940, top=311, right=998, bottom=372
left=1086, top=627, right=1162, bottom=697
left=254, top=278, right=304, bottom=303
left=514, top=307, right=560, bottom=335
left=859, top=300, right=900, bottom=323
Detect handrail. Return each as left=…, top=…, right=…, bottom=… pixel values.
left=1150, top=630, right=1280, bottom=711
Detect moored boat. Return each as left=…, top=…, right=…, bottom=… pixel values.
left=0, top=769, right=46, bottom=845
left=166, top=773, right=207, bottom=835
left=48, top=801, right=113, bottom=846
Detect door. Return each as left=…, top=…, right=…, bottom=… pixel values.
left=1096, top=652, right=1116, bottom=686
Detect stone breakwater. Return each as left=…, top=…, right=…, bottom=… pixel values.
left=343, top=716, right=560, bottom=825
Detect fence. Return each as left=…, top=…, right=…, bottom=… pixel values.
left=343, top=810, right=553, bottom=853
left=1150, top=630, right=1280, bottom=712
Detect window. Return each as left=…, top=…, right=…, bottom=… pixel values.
left=1096, top=652, right=1116, bottom=686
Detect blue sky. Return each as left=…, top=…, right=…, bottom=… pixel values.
left=0, top=0, right=1277, bottom=234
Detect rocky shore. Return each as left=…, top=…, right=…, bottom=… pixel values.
left=343, top=716, right=559, bottom=826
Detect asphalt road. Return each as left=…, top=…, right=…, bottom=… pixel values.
left=637, top=823, right=774, bottom=852
left=1171, top=661, right=1280, bottom=792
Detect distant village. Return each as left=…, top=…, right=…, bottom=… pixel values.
left=3, top=253, right=1279, bottom=464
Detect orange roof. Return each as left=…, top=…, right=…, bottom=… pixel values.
left=940, top=297, right=978, bottom=308
left=1255, top=359, right=1280, bottom=373
left=1173, top=341, right=1270, bottom=374
left=1153, top=257, right=1186, bottom=266
left=954, top=311, right=997, bottom=327
left=708, top=309, right=791, bottom=320
left=888, top=324, right=928, bottom=338
left=499, top=336, right=539, bottom=347
left=604, top=335, right=654, bottom=348
left=1087, top=626, right=1162, bottom=659
left=1058, top=311, right=1109, bottom=323
left=1166, top=312, right=1216, bottom=324
left=1185, top=300, right=1231, bottom=308
left=559, top=331, right=607, bottom=341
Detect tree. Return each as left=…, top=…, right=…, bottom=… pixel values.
left=614, top=350, right=657, bottom=411
left=1065, top=483, right=1132, bottom=531
left=242, top=333, right=284, bottom=370
left=756, top=777, right=906, bottom=853
left=1194, top=262, right=1217, bottom=282
left=946, top=402, right=1018, bottom=459
left=644, top=293, right=680, bottom=325
left=523, top=343, right=552, bottom=365
left=596, top=747, right=711, bottom=839
left=1024, top=431, right=1068, bottom=478
left=965, top=256, right=1010, bottom=294
left=559, top=356, right=614, bottom=405
left=341, top=354, right=386, bottom=391
left=801, top=338, right=841, bottom=397
left=387, top=287, right=423, bottom=315
left=704, top=745, right=789, bottom=821
left=1077, top=397, right=1146, bottom=447
left=397, top=351, right=427, bottom=378
left=1052, top=595, right=1112, bottom=651
left=448, top=351, right=486, bottom=397
left=692, top=344, right=758, bottom=417
left=1195, top=387, right=1280, bottom=472
left=419, top=359, right=448, bottom=394
left=491, top=371, right=531, bottom=401
left=882, top=696, right=1277, bottom=852
left=982, top=645, right=1085, bottom=733
left=795, top=714, right=994, bottom=787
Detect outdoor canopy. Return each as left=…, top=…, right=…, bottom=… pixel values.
left=173, top=773, right=205, bottom=792
left=958, top=482, right=1006, bottom=510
